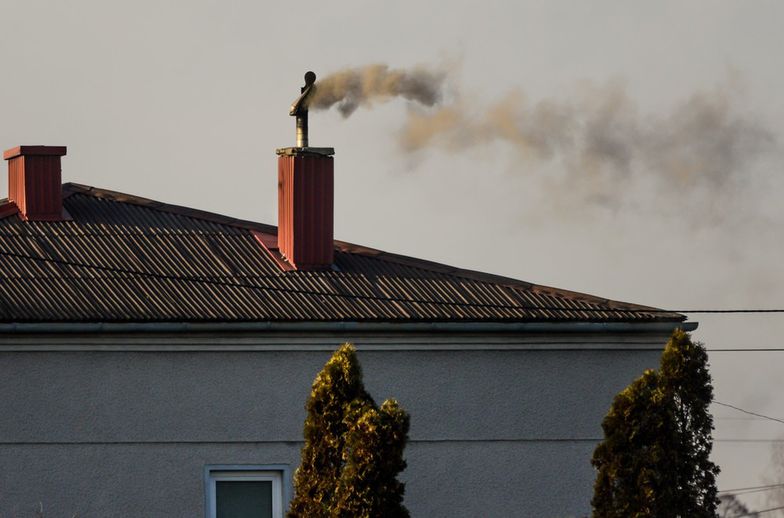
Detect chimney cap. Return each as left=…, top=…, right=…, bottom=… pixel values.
left=4, top=146, right=67, bottom=160
left=276, top=147, right=334, bottom=157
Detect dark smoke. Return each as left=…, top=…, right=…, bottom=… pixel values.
left=307, top=64, right=446, bottom=117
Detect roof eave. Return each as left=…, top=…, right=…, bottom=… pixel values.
left=0, top=320, right=697, bottom=334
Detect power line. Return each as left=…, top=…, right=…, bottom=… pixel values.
left=715, top=349, right=784, bottom=355
left=715, top=417, right=768, bottom=421
left=732, top=503, right=784, bottom=517
left=731, top=486, right=784, bottom=498
left=714, top=402, right=784, bottom=426
left=719, top=482, right=784, bottom=494
left=1, top=247, right=783, bottom=315
left=715, top=439, right=784, bottom=444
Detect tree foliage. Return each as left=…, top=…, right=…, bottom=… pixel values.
left=591, top=329, right=720, bottom=517
left=287, top=344, right=410, bottom=518
left=333, top=400, right=410, bottom=517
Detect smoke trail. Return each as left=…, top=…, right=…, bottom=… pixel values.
left=309, top=63, right=775, bottom=205
left=400, top=81, right=775, bottom=193
left=308, top=64, right=447, bottom=117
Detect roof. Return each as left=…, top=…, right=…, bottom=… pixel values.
left=0, top=183, right=685, bottom=324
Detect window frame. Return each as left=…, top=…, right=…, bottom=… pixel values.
left=204, top=464, right=290, bottom=518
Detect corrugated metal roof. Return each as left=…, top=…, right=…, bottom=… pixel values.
left=0, top=183, right=684, bottom=324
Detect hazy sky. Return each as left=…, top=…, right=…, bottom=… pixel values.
left=2, top=0, right=783, bottom=510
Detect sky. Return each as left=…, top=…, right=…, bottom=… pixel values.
left=1, top=0, right=783, bottom=511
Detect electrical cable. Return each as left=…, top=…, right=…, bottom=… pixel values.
left=715, top=439, right=784, bottom=443
left=708, top=349, right=784, bottom=353
left=719, top=482, right=784, bottom=494
left=728, top=486, right=784, bottom=497
left=731, top=503, right=784, bottom=517
left=714, top=402, right=784, bottom=426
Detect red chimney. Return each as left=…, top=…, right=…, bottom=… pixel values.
left=3, top=145, right=67, bottom=221
left=276, top=148, right=334, bottom=270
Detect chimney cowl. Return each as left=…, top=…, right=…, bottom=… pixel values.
left=3, top=145, right=67, bottom=221
left=279, top=72, right=333, bottom=157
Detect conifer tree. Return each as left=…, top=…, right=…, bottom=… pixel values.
left=287, top=344, right=410, bottom=518
left=591, top=329, right=719, bottom=517
left=287, top=344, right=373, bottom=518
left=332, top=399, right=410, bottom=518
left=658, top=329, right=719, bottom=515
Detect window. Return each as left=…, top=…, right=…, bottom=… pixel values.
left=206, top=466, right=287, bottom=518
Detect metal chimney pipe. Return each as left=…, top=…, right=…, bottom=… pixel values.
left=296, top=111, right=308, bottom=147
left=290, top=71, right=317, bottom=148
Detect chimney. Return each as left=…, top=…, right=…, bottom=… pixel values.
left=275, top=72, right=335, bottom=271
left=3, top=145, right=67, bottom=221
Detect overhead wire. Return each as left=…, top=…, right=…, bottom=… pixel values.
left=731, top=503, right=784, bottom=517
left=706, top=347, right=784, bottom=353
left=719, top=482, right=784, bottom=494
left=727, top=487, right=784, bottom=498
left=714, top=402, right=784, bottom=426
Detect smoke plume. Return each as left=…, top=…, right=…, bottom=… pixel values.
left=308, top=64, right=446, bottom=117
left=311, top=64, right=775, bottom=206
left=402, top=83, right=774, bottom=192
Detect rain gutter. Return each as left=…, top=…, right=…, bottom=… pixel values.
left=0, top=321, right=697, bottom=334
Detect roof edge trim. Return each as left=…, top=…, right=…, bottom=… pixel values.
left=0, top=321, right=697, bottom=334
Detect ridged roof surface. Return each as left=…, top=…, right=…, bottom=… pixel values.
left=0, top=184, right=684, bottom=323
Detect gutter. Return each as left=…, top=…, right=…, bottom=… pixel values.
left=0, top=321, right=697, bottom=334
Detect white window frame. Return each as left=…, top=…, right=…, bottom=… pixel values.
left=205, top=466, right=287, bottom=518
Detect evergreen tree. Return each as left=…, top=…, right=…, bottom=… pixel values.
left=591, top=329, right=719, bottom=517
left=658, top=329, right=719, bottom=515
left=332, top=400, right=410, bottom=518
left=287, top=344, right=373, bottom=518
left=591, top=370, right=673, bottom=517
left=288, top=344, right=410, bottom=518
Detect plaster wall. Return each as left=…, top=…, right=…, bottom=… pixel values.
left=0, top=330, right=669, bottom=517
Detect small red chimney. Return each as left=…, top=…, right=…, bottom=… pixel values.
left=276, top=148, right=334, bottom=270
left=272, top=71, right=335, bottom=271
left=3, top=145, right=67, bottom=221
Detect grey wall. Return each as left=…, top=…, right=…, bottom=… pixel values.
left=0, top=330, right=667, bottom=517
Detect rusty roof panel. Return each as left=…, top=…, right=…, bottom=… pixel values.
left=0, top=184, right=685, bottom=324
